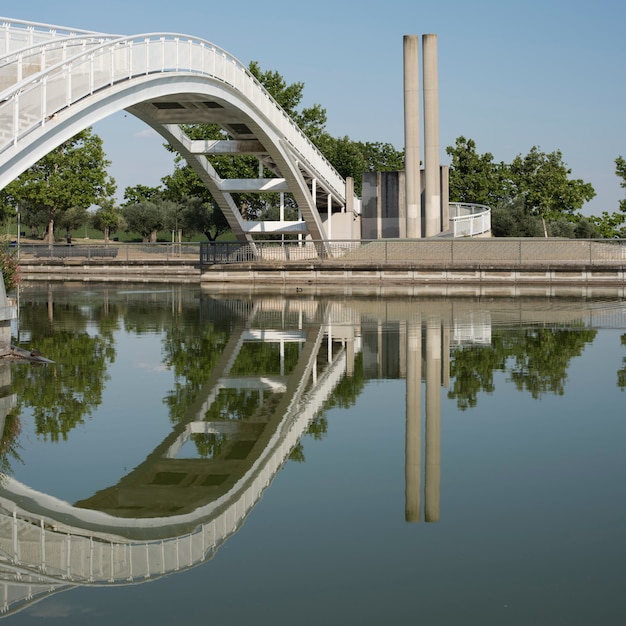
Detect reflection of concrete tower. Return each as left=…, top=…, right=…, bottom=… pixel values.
left=425, top=318, right=441, bottom=522
left=405, top=319, right=422, bottom=522
left=404, top=315, right=444, bottom=523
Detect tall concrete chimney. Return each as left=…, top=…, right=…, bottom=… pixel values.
left=403, top=35, right=421, bottom=238
left=423, top=34, right=440, bottom=237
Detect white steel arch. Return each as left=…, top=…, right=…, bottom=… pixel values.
left=0, top=17, right=351, bottom=243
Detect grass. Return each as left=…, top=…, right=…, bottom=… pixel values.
left=3, top=219, right=236, bottom=244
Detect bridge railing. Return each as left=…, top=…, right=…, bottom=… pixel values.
left=449, top=202, right=491, bottom=237
left=0, top=17, right=99, bottom=55
left=0, top=30, right=346, bottom=202
left=0, top=36, right=114, bottom=92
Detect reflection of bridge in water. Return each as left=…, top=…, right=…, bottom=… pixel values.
left=1, top=292, right=624, bottom=615
left=0, top=296, right=359, bottom=615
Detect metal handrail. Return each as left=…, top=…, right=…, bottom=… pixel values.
left=0, top=30, right=346, bottom=203
left=449, top=202, right=491, bottom=237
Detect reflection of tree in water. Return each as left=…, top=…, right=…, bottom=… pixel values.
left=11, top=300, right=116, bottom=442
left=290, top=353, right=365, bottom=463
left=0, top=413, right=23, bottom=477
left=207, top=388, right=261, bottom=421
left=618, top=333, right=626, bottom=390
left=191, top=432, right=229, bottom=459
left=230, top=342, right=300, bottom=376
left=162, top=317, right=232, bottom=424
left=448, top=327, right=597, bottom=409
left=322, top=353, right=365, bottom=412
left=447, top=338, right=507, bottom=410
left=508, top=327, right=597, bottom=398
left=12, top=330, right=114, bottom=441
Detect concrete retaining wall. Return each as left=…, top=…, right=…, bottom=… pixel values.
left=16, top=259, right=626, bottom=295
left=200, top=263, right=626, bottom=287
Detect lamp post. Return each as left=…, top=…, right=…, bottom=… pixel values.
left=16, top=205, right=20, bottom=260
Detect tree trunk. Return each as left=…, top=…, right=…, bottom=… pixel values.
left=542, top=217, right=548, bottom=238
left=104, top=226, right=110, bottom=245
left=47, top=218, right=55, bottom=247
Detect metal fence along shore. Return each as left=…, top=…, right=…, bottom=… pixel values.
left=200, top=238, right=626, bottom=267
left=14, top=239, right=626, bottom=267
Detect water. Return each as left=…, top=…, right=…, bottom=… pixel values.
left=1, top=283, right=625, bottom=625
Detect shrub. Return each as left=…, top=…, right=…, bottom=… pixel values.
left=0, top=245, right=20, bottom=293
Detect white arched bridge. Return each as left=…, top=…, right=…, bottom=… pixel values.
left=0, top=17, right=356, bottom=244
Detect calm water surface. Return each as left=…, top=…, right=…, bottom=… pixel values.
left=1, top=283, right=625, bottom=625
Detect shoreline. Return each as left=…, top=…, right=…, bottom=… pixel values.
left=15, top=258, right=626, bottom=298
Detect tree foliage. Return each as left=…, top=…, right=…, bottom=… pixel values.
left=0, top=245, right=20, bottom=293
left=591, top=156, right=626, bottom=237
left=2, top=128, right=114, bottom=243
left=447, top=137, right=600, bottom=237
left=446, top=136, right=503, bottom=206
left=92, top=196, right=125, bottom=243
left=122, top=199, right=171, bottom=242
left=507, top=147, right=595, bottom=236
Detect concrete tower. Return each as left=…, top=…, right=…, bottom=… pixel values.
left=423, top=34, right=441, bottom=237
left=403, top=35, right=421, bottom=239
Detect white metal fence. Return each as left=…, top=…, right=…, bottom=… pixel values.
left=449, top=202, right=491, bottom=237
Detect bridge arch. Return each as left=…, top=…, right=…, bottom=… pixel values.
left=0, top=19, right=351, bottom=243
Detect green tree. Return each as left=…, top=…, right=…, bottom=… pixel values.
left=0, top=244, right=20, bottom=293
left=507, top=146, right=595, bottom=237
left=593, top=156, right=626, bottom=238
left=122, top=184, right=164, bottom=206
left=248, top=61, right=328, bottom=142
left=2, top=128, right=114, bottom=244
left=0, top=187, right=18, bottom=226
left=491, top=197, right=544, bottom=237
left=9, top=199, right=48, bottom=238
left=588, top=211, right=625, bottom=238
left=58, top=205, right=89, bottom=242
left=92, top=196, right=125, bottom=244
left=446, top=136, right=504, bottom=206
left=161, top=199, right=185, bottom=242
left=179, top=195, right=230, bottom=241
left=572, top=216, right=601, bottom=239
left=122, top=200, right=168, bottom=242
left=318, top=135, right=366, bottom=190
left=616, top=156, right=626, bottom=214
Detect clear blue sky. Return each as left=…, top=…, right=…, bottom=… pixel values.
left=8, top=0, right=626, bottom=215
